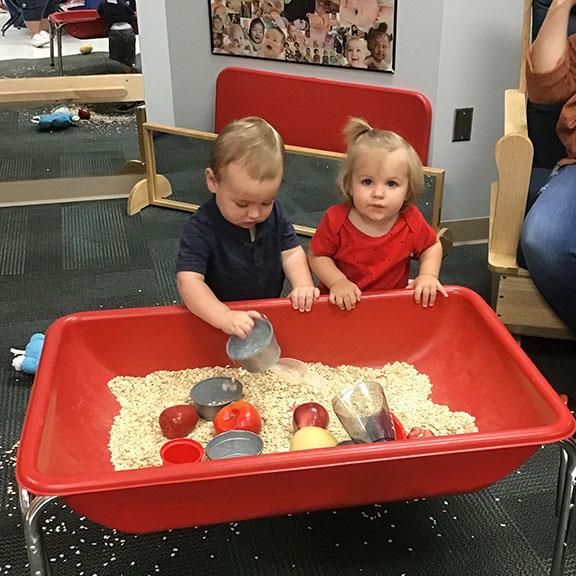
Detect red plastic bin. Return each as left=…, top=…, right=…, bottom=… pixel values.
left=16, top=287, right=575, bottom=534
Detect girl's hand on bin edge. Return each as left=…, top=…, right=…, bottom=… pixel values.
left=289, top=285, right=320, bottom=312
left=329, top=279, right=362, bottom=311
left=411, top=274, right=448, bottom=308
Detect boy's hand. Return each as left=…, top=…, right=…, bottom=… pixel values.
left=289, top=285, right=320, bottom=312
left=329, top=279, right=362, bottom=311
left=220, top=309, right=262, bottom=339
left=411, top=274, right=448, bottom=308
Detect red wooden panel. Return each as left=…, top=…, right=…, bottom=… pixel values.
left=215, top=67, right=432, bottom=164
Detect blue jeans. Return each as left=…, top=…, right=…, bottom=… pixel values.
left=520, top=164, right=576, bottom=335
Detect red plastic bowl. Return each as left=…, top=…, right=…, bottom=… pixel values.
left=16, top=287, right=575, bottom=533
left=160, top=439, right=204, bottom=465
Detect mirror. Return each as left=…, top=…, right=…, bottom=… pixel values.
left=0, top=4, right=145, bottom=205
left=128, top=122, right=445, bottom=236
left=0, top=0, right=141, bottom=78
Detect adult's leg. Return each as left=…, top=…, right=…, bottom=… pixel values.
left=520, top=164, right=576, bottom=335
left=22, top=0, right=50, bottom=44
left=41, top=0, right=60, bottom=28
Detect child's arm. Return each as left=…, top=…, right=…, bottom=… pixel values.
left=308, top=251, right=361, bottom=311
left=177, top=271, right=261, bottom=338
left=281, top=246, right=320, bottom=312
left=411, top=240, right=448, bottom=307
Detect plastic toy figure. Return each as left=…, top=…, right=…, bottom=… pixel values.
left=11, top=333, right=45, bottom=374
left=31, top=105, right=80, bottom=131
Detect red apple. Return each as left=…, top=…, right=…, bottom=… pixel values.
left=293, top=402, right=329, bottom=431
left=78, top=107, right=91, bottom=120
left=159, top=404, right=199, bottom=439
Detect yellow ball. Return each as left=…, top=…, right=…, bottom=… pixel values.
left=79, top=44, right=93, bottom=55
left=290, top=426, right=338, bottom=451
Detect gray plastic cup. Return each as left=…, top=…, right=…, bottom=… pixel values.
left=332, top=380, right=397, bottom=443
left=189, top=377, right=243, bottom=421
left=205, top=430, right=264, bottom=460
left=226, top=317, right=281, bottom=373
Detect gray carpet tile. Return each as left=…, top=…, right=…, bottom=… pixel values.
left=59, top=153, right=118, bottom=178
left=61, top=202, right=132, bottom=269
left=0, top=157, right=34, bottom=181
left=0, top=208, right=28, bottom=276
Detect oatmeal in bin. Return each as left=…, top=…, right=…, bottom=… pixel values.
left=108, top=362, right=478, bottom=471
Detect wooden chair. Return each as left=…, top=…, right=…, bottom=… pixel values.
left=489, top=0, right=574, bottom=340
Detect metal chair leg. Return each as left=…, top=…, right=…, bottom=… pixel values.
left=551, top=439, right=576, bottom=576
left=49, top=21, right=55, bottom=67
left=57, top=28, right=64, bottom=76
left=19, top=487, right=57, bottom=576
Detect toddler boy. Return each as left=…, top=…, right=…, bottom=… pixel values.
left=176, top=117, right=319, bottom=338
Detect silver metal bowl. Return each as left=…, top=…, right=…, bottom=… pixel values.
left=205, top=430, right=264, bottom=460
left=189, top=377, right=243, bottom=421
left=226, top=317, right=280, bottom=373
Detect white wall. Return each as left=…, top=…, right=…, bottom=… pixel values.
left=138, top=0, right=174, bottom=126
left=138, top=0, right=525, bottom=222
left=432, top=0, right=524, bottom=220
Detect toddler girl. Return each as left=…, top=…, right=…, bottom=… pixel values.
left=309, top=117, right=447, bottom=311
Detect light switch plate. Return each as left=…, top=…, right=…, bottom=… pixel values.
left=452, top=108, right=473, bottom=142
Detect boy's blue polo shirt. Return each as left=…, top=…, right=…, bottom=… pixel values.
left=176, top=196, right=300, bottom=302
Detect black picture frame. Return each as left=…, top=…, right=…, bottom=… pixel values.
left=209, top=0, right=397, bottom=73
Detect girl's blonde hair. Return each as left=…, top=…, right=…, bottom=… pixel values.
left=338, top=117, right=423, bottom=205
left=211, top=116, right=285, bottom=181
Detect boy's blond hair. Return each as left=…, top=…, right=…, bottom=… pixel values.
left=211, top=116, right=285, bottom=181
left=338, top=117, right=423, bottom=206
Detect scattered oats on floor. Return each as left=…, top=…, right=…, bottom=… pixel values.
left=108, top=362, right=478, bottom=470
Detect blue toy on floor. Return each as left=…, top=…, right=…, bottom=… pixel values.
left=31, top=106, right=80, bottom=132
left=11, top=333, right=45, bottom=375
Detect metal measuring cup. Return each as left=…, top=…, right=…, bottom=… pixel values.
left=226, top=316, right=281, bottom=373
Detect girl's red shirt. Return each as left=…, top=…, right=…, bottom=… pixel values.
left=310, top=203, right=437, bottom=292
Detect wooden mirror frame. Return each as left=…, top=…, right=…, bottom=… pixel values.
left=128, top=121, right=446, bottom=237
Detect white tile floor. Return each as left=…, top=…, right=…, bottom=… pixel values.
left=0, top=10, right=139, bottom=61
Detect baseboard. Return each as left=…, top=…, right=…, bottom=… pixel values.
left=0, top=174, right=144, bottom=208
left=440, top=217, right=489, bottom=245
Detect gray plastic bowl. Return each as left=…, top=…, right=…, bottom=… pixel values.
left=189, top=377, right=243, bottom=421
left=205, top=430, right=264, bottom=460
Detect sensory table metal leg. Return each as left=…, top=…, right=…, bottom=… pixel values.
left=551, top=439, right=576, bottom=576
left=19, top=487, right=57, bottom=576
